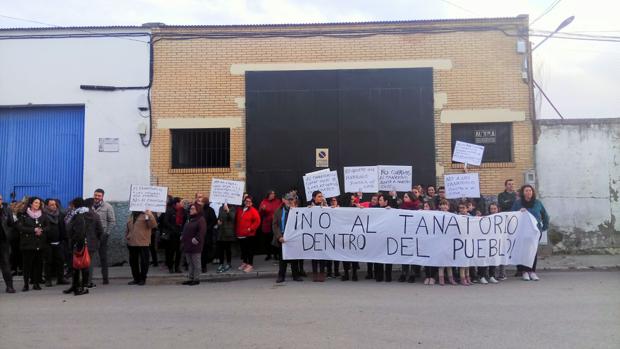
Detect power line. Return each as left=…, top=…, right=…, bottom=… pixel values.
left=530, top=0, right=563, bottom=26
left=436, top=0, right=478, bottom=16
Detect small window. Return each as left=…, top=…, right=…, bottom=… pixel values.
left=451, top=123, right=512, bottom=163
left=171, top=128, right=230, bottom=168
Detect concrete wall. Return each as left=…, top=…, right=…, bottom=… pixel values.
left=536, top=119, right=620, bottom=253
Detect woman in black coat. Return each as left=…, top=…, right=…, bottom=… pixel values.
left=15, top=197, right=48, bottom=291
left=63, top=197, right=96, bottom=296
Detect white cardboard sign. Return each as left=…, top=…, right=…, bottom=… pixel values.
left=452, top=141, right=485, bottom=166
left=444, top=173, right=481, bottom=199
left=129, top=185, right=168, bottom=213
left=303, top=170, right=341, bottom=199
left=344, top=166, right=379, bottom=193
left=209, top=179, right=245, bottom=205
left=378, top=165, right=413, bottom=192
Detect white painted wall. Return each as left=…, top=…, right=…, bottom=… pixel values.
left=0, top=29, right=151, bottom=201
left=536, top=120, right=620, bottom=234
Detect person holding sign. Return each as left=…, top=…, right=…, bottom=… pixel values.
left=512, top=185, right=549, bottom=282
left=181, top=203, right=206, bottom=286
left=125, top=209, right=157, bottom=286
left=236, top=196, right=261, bottom=273
left=273, top=193, right=301, bottom=283
left=308, top=191, right=327, bottom=282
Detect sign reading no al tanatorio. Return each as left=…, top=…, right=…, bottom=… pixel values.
left=282, top=208, right=540, bottom=267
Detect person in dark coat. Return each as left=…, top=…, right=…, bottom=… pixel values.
left=159, top=196, right=184, bottom=273
left=200, top=197, right=217, bottom=273
left=216, top=203, right=236, bottom=273
left=63, top=197, right=96, bottom=296
left=15, top=197, right=48, bottom=291
left=181, top=203, right=206, bottom=285
left=43, top=199, right=69, bottom=287
left=83, top=198, right=104, bottom=288
left=374, top=194, right=393, bottom=282
left=498, top=179, right=517, bottom=212
left=0, top=195, right=16, bottom=293
left=273, top=193, right=301, bottom=283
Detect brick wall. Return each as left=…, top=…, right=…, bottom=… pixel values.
left=150, top=17, right=533, bottom=199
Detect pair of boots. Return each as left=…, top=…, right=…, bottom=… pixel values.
left=63, top=269, right=89, bottom=296
left=340, top=269, right=358, bottom=281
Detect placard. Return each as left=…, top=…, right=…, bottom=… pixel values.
left=344, top=166, right=379, bottom=193
left=378, top=165, right=412, bottom=192
left=282, top=208, right=540, bottom=267
left=303, top=170, right=340, bottom=199
left=452, top=141, right=485, bottom=166
left=444, top=173, right=480, bottom=199
left=129, top=185, right=168, bottom=213
left=209, top=179, right=245, bottom=205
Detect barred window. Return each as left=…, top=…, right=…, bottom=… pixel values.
left=171, top=128, right=230, bottom=168
left=451, top=123, right=513, bottom=163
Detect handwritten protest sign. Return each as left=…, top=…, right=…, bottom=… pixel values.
left=452, top=141, right=485, bottom=166
left=303, top=170, right=340, bottom=199
left=210, top=179, right=245, bottom=205
left=378, top=165, right=412, bottom=192
left=344, top=166, right=379, bottom=193
left=129, top=185, right=168, bottom=213
left=306, top=169, right=330, bottom=176
left=282, top=208, right=540, bottom=267
left=444, top=173, right=480, bottom=199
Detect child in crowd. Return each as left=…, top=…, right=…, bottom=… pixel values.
left=437, top=199, right=457, bottom=285
left=457, top=202, right=472, bottom=286
left=422, top=201, right=437, bottom=285
left=475, top=203, right=501, bottom=284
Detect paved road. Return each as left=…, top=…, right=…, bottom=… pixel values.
left=1, top=271, right=618, bottom=349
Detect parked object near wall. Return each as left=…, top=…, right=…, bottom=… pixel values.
left=536, top=118, right=620, bottom=254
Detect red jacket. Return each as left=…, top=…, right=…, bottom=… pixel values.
left=259, top=198, right=282, bottom=233
left=236, top=207, right=261, bottom=238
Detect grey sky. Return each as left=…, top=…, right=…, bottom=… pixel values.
left=1, top=0, right=618, bottom=119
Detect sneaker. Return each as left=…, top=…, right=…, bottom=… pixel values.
left=479, top=277, right=489, bottom=285
left=522, top=272, right=531, bottom=281
left=216, top=264, right=224, bottom=273
left=243, top=265, right=254, bottom=273
left=488, top=276, right=499, bottom=284
left=529, top=272, right=540, bottom=281
left=238, top=263, right=247, bottom=271
left=223, top=264, right=231, bottom=272
left=498, top=275, right=508, bottom=281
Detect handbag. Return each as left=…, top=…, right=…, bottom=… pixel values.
left=73, top=240, right=91, bottom=269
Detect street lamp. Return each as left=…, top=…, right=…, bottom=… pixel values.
left=532, top=15, right=575, bottom=51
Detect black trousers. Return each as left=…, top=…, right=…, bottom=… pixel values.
left=400, top=265, right=421, bottom=276
left=128, top=246, right=150, bottom=282
left=366, top=262, right=374, bottom=276
left=262, top=231, right=275, bottom=258
left=99, top=234, right=109, bottom=282
left=477, top=266, right=497, bottom=278
left=164, top=237, right=181, bottom=271
left=72, top=268, right=89, bottom=289
left=239, top=237, right=254, bottom=265
left=374, top=263, right=392, bottom=281
left=22, top=249, right=44, bottom=286
left=343, top=262, right=359, bottom=271
left=326, top=261, right=340, bottom=275
left=312, top=260, right=326, bottom=273
left=149, top=231, right=158, bottom=265
left=0, top=241, right=13, bottom=288
left=278, top=248, right=300, bottom=280
left=44, top=244, right=65, bottom=282
left=201, top=230, right=215, bottom=269
left=10, top=238, right=21, bottom=272
left=217, top=241, right=232, bottom=265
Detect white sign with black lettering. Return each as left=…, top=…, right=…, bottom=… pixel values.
left=452, top=141, right=485, bottom=166
left=129, top=185, right=168, bottom=213
left=344, top=166, right=379, bottom=193
left=444, top=173, right=481, bottom=199
left=378, top=165, right=413, bottom=192
left=303, top=170, right=341, bottom=199
left=210, top=179, right=245, bottom=205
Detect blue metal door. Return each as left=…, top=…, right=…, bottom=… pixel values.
left=0, top=106, right=84, bottom=207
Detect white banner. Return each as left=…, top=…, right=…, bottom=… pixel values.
left=344, top=166, right=379, bottom=193
left=444, top=173, right=480, bottom=199
left=378, top=165, right=412, bottom=192
left=303, top=170, right=341, bottom=199
left=129, top=185, right=168, bottom=213
left=452, top=141, right=485, bottom=166
left=210, top=179, right=245, bottom=205
left=282, top=208, right=539, bottom=267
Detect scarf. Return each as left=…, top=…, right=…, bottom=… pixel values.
left=26, top=207, right=42, bottom=219
left=400, top=200, right=419, bottom=210
left=44, top=207, right=59, bottom=224
left=64, top=209, right=76, bottom=225
left=522, top=198, right=535, bottom=209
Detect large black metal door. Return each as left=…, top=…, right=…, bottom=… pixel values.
left=246, top=68, right=434, bottom=201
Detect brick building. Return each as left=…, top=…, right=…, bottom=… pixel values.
left=150, top=15, right=534, bottom=201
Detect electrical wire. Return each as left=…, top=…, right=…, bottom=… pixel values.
left=530, top=0, right=563, bottom=26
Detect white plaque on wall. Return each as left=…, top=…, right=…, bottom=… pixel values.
left=99, top=138, right=120, bottom=152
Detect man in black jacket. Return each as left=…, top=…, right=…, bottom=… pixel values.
left=0, top=195, right=15, bottom=293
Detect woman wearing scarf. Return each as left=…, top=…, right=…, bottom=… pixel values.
left=43, top=199, right=69, bottom=287
left=63, top=197, right=95, bottom=296
left=15, top=197, right=49, bottom=291
left=181, top=203, right=206, bottom=285
left=512, top=185, right=550, bottom=281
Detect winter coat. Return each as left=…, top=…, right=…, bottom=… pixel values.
left=181, top=215, right=206, bottom=254
left=235, top=207, right=260, bottom=238
left=0, top=204, right=14, bottom=243
left=271, top=205, right=290, bottom=248
left=125, top=212, right=157, bottom=247
left=159, top=206, right=181, bottom=240
left=498, top=191, right=517, bottom=212
left=69, top=209, right=100, bottom=252
left=16, top=211, right=49, bottom=251
left=94, top=201, right=116, bottom=235
left=217, top=205, right=237, bottom=242
left=44, top=211, right=66, bottom=244
left=259, top=198, right=282, bottom=233
left=85, top=210, right=104, bottom=251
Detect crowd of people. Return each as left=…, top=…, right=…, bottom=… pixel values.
left=0, top=178, right=550, bottom=295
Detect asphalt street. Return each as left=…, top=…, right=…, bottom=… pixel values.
left=0, top=271, right=618, bottom=349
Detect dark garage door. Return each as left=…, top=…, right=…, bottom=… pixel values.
left=246, top=68, right=435, bottom=202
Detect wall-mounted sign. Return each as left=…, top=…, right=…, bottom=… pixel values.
left=99, top=138, right=120, bottom=152
left=315, top=148, right=329, bottom=168
left=474, top=129, right=496, bottom=144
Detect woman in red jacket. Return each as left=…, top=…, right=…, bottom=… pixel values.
left=236, top=196, right=261, bottom=273
left=259, top=190, right=282, bottom=262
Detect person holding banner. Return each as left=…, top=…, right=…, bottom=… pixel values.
left=273, top=193, right=301, bottom=283
left=475, top=203, right=501, bottom=284
left=236, top=196, right=260, bottom=273
left=436, top=199, right=457, bottom=286
left=181, top=203, right=206, bottom=286
left=308, top=191, right=327, bottom=282
left=512, top=185, right=549, bottom=282
left=397, top=192, right=421, bottom=283
left=364, top=194, right=380, bottom=280
left=374, top=194, right=393, bottom=282
left=325, top=197, right=341, bottom=279
left=456, top=202, right=473, bottom=286
left=341, top=194, right=360, bottom=282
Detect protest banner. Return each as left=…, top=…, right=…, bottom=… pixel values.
left=209, top=179, right=245, bottom=205
left=444, top=173, right=480, bottom=199
left=344, top=166, right=379, bottom=193
left=452, top=141, right=485, bottom=166
left=378, top=165, right=412, bottom=191
left=303, top=170, right=340, bottom=199
left=282, top=207, right=540, bottom=267
left=129, top=185, right=168, bottom=213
